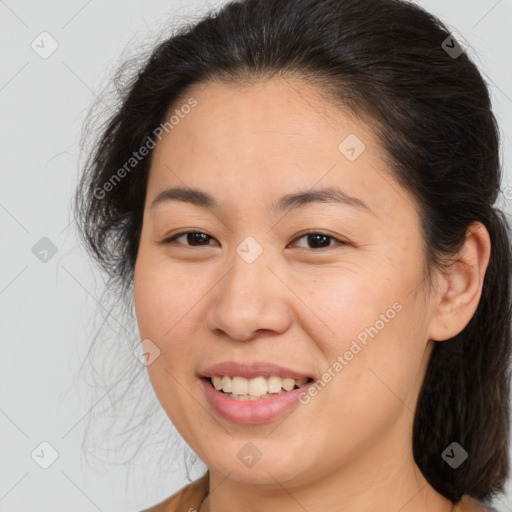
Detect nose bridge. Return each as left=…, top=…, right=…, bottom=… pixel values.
left=227, top=233, right=276, bottom=294
left=205, top=236, right=292, bottom=340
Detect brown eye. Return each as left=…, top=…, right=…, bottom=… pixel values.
left=162, top=230, right=346, bottom=250
left=163, top=231, right=218, bottom=247
left=290, top=231, right=346, bottom=250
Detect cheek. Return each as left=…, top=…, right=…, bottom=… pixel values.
left=134, top=252, right=201, bottom=341
left=295, top=262, right=404, bottom=353
left=303, top=257, right=428, bottom=413
left=305, top=309, right=425, bottom=461
left=133, top=251, right=211, bottom=396
left=133, top=254, right=203, bottom=428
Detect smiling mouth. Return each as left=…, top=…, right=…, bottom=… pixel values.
left=207, top=375, right=314, bottom=401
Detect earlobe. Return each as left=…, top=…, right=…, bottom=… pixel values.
left=428, top=222, right=491, bottom=342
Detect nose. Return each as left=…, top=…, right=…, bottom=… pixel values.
left=205, top=249, right=293, bottom=342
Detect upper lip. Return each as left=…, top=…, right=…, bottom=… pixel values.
left=200, top=361, right=313, bottom=380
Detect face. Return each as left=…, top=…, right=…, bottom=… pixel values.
left=134, top=78, right=437, bottom=487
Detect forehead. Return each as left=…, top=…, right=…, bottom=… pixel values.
left=146, top=78, right=412, bottom=221
left=160, top=77, right=368, bottom=154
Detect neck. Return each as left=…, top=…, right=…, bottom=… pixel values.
left=200, top=416, right=453, bottom=512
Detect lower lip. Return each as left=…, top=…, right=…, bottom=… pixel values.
left=200, top=378, right=313, bottom=424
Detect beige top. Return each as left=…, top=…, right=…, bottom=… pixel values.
left=140, top=471, right=499, bottom=512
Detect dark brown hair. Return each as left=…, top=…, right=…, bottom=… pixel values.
left=74, top=0, right=512, bottom=505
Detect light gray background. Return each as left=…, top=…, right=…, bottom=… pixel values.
left=1, top=0, right=511, bottom=511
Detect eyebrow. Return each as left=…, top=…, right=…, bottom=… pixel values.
left=150, top=186, right=374, bottom=216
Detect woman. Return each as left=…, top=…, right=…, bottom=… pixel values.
left=74, top=0, right=511, bottom=511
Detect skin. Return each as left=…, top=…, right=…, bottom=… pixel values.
left=133, top=77, right=491, bottom=512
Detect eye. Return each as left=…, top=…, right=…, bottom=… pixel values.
left=162, top=231, right=218, bottom=247
left=161, top=230, right=347, bottom=250
left=289, top=230, right=346, bottom=250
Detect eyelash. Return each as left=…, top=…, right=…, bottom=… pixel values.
left=161, top=230, right=347, bottom=251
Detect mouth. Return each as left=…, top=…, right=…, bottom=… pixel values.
left=205, top=375, right=314, bottom=401
left=200, top=374, right=315, bottom=424
left=199, top=361, right=316, bottom=423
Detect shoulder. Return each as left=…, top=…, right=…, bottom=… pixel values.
left=139, top=479, right=502, bottom=512
left=455, top=495, right=503, bottom=512
left=139, top=471, right=209, bottom=512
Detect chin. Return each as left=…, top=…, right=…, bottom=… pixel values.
left=198, top=440, right=313, bottom=487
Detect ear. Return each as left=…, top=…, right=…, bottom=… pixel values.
left=428, top=221, right=491, bottom=342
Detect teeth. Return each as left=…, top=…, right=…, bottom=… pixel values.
left=221, top=375, right=232, bottom=393
left=282, top=378, right=296, bottom=391
left=232, top=376, right=248, bottom=395
left=248, top=376, right=267, bottom=396
left=209, top=375, right=309, bottom=399
left=267, top=376, right=283, bottom=393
